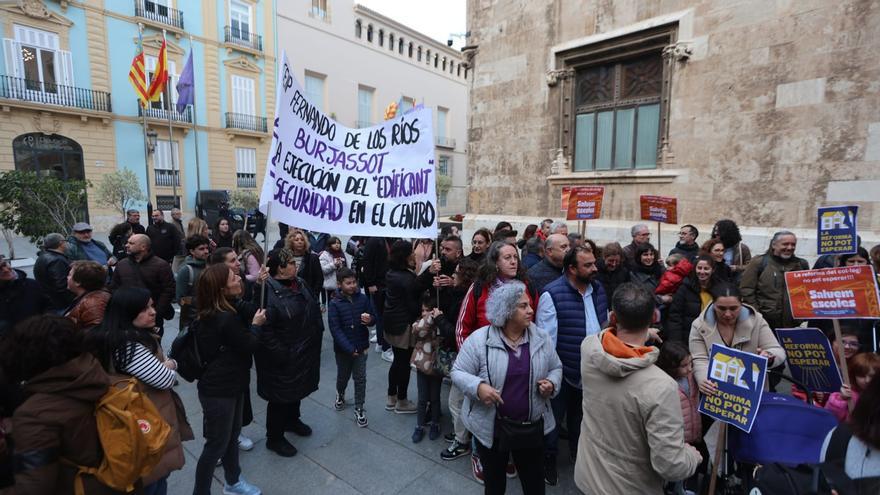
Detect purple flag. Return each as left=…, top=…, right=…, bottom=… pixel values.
left=175, top=50, right=194, bottom=114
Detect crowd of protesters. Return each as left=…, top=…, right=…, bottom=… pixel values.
left=1, top=212, right=879, bottom=495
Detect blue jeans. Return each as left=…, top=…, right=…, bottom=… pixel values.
left=545, top=380, right=583, bottom=459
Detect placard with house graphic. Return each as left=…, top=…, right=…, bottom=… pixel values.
left=698, top=343, right=768, bottom=433
left=817, top=205, right=858, bottom=255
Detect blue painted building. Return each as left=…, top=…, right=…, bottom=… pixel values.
left=0, top=0, right=275, bottom=228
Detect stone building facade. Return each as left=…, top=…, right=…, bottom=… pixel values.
left=465, top=0, right=879, bottom=252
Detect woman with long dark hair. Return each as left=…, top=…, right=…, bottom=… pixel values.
left=213, top=218, right=234, bottom=249
left=319, top=236, right=347, bottom=306
left=699, top=237, right=733, bottom=282
left=88, top=288, right=186, bottom=494
left=192, top=264, right=266, bottom=495
left=383, top=240, right=423, bottom=414
left=628, top=243, right=665, bottom=294
left=467, top=228, right=492, bottom=263
left=712, top=219, right=751, bottom=281
left=232, top=229, right=265, bottom=284
left=665, top=255, right=719, bottom=343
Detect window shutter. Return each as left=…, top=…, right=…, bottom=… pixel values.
left=236, top=147, right=256, bottom=174
left=59, top=50, right=74, bottom=87
left=2, top=38, right=22, bottom=78
left=232, top=75, right=255, bottom=115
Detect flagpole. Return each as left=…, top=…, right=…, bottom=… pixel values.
left=138, top=23, right=154, bottom=218
left=161, top=29, right=179, bottom=209
left=188, top=35, right=202, bottom=210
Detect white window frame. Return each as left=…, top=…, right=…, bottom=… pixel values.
left=401, top=97, right=415, bottom=113
left=6, top=25, right=73, bottom=90
left=438, top=155, right=450, bottom=177
left=231, top=75, right=256, bottom=116
left=357, top=85, right=373, bottom=128
left=436, top=107, right=448, bottom=140
left=154, top=139, right=179, bottom=171
left=304, top=72, right=325, bottom=112
left=229, top=0, right=252, bottom=40
left=236, top=147, right=257, bottom=187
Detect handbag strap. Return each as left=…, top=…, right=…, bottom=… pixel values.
left=485, top=332, right=492, bottom=387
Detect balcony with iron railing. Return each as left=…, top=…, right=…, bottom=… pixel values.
left=225, top=112, right=268, bottom=133
left=237, top=173, right=257, bottom=188
left=435, top=136, right=456, bottom=149
left=0, top=75, right=112, bottom=112
left=139, top=103, right=193, bottom=124
left=135, top=0, right=184, bottom=30
left=155, top=169, right=180, bottom=187
left=224, top=26, right=263, bottom=53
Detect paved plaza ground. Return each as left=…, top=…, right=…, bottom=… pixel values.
left=5, top=231, right=582, bottom=494
left=160, top=314, right=582, bottom=495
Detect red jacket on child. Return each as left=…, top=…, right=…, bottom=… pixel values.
left=655, top=258, right=693, bottom=296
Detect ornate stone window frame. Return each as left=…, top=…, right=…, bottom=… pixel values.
left=547, top=10, right=694, bottom=185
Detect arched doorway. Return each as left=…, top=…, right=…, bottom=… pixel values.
left=12, top=133, right=89, bottom=220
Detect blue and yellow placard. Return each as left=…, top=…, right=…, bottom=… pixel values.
left=776, top=328, right=842, bottom=393
left=698, top=344, right=767, bottom=433
left=817, top=206, right=858, bottom=255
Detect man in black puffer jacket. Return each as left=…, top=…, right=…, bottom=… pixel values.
left=0, top=257, right=49, bottom=335
left=32, top=233, right=73, bottom=312
left=256, top=248, right=325, bottom=457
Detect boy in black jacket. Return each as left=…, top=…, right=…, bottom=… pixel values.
left=328, top=268, right=376, bottom=427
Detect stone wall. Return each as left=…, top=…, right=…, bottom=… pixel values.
left=466, top=0, right=880, bottom=235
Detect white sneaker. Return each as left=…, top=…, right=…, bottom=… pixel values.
left=374, top=343, right=383, bottom=353
left=237, top=433, right=254, bottom=451
left=223, top=476, right=261, bottom=495
left=381, top=348, right=394, bottom=362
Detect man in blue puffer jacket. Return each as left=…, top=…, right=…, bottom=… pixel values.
left=328, top=267, right=376, bottom=428
left=535, top=245, right=608, bottom=485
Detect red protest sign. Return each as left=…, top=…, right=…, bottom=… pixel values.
left=561, top=186, right=571, bottom=212
left=639, top=195, right=678, bottom=224
left=566, top=186, right=604, bottom=221
left=785, top=265, right=880, bottom=319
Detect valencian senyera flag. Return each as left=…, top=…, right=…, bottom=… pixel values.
left=128, top=33, right=150, bottom=107
left=146, top=38, right=169, bottom=102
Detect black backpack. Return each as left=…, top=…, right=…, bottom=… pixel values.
left=169, top=320, right=208, bottom=382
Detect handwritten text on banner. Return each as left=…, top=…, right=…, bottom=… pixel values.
left=259, top=51, right=437, bottom=238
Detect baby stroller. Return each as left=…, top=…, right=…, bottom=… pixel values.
left=709, top=370, right=838, bottom=494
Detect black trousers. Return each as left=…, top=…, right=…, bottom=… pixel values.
left=194, top=393, right=244, bottom=494
left=476, top=439, right=545, bottom=495
left=266, top=400, right=301, bottom=440
left=387, top=346, right=413, bottom=399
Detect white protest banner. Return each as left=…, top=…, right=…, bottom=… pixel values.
left=260, top=51, right=437, bottom=238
